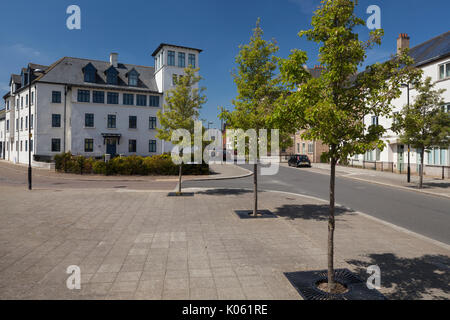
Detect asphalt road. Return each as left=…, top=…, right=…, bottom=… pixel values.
left=182, top=164, right=450, bottom=245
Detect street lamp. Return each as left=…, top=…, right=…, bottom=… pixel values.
left=27, top=66, right=45, bottom=190
left=401, top=83, right=411, bottom=183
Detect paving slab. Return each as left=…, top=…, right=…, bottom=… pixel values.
left=0, top=184, right=448, bottom=300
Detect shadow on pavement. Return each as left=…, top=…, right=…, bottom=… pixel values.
left=274, top=204, right=352, bottom=221
left=195, top=188, right=253, bottom=196
left=347, top=253, right=450, bottom=300
left=408, top=182, right=450, bottom=189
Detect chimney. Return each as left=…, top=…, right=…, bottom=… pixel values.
left=397, top=33, right=410, bottom=54
left=110, top=52, right=118, bottom=68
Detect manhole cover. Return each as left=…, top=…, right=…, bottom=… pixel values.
left=234, top=210, right=277, bottom=219
left=284, top=269, right=386, bottom=300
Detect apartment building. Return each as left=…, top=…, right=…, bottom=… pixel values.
left=1, top=44, right=202, bottom=165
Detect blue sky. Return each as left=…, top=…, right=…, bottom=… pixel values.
left=0, top=0, right=449, bottom=127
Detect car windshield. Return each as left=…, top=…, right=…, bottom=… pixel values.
left=298, top=156, right=308, bottom=161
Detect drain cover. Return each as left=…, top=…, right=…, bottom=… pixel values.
left=234, top=210, right=277, bottom=219
left=284, top=269, right=386, bottom=300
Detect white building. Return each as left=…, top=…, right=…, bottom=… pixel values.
left=353, top=32, right=450, bottom=176
left=1, top=44, right=202, bottom=165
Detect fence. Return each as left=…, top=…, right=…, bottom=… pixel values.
left=344, top=159, right=449, bottom=179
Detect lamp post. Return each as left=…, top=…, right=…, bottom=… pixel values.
left=401, top=83, right=411, bottom=183
left=27, top=66, right=44, bottom=190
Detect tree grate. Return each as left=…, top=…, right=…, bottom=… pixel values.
left=284, top=269, right=387, bottom=300
left=234, top=210, right=277, bottom=219
left=167, top=192, right=195, bottom=197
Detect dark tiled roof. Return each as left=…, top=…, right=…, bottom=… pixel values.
left=151, top=43, right=202, bottom=57
left=10, top=74, right=21, bottom=84
left=410, top=31, right=450, bottom=66
left=36, top=57, right=159, bottom=93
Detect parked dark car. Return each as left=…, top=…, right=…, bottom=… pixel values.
left=288, top=155, right=312, bottom=168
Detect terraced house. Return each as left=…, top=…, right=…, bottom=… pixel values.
left=1, top=44, right=202, bottom=165
left=353, top=32, right=450, bottom=177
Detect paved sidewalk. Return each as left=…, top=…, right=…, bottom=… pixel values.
left=305, top=163, right=450, bottom=198
left=0, top=185, right=448, bottom=300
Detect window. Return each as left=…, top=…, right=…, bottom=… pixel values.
left=129, top=139, right=137, bottom=153
left=31, top=92, right=34, bottom=105
left=52, top=114, right=61, bottom=127
left=106, top=67, right=118, bottom=85
left=188, top=54, right=196, bottom=68
left=168, top=51, right=175, bottom=66
left=439, top=62, right=450, bottom=80
left=308, top=142, right=314, bottom=154
left=20, top=117, right=23, bottom=131
left=20, top=141, right=22, bottom=151
left=297, top=143, right=300, bottom=153
left=129, top=116, right=137, bottom=129
left=93, top=91, right=105, bottom=103
left=107, top=92, right=119, bottom=104
left=30, top=114, right=33, bottom=129
left=178, top=52, right=185, bottom=68
left=77, top=90, right=90, bottom=102
left=137, top=95, right=147, bottom=106
left=16, top=119, right=18, bottom=131
left=172, top=74, right=178, bottom=86
left=51, top=138, right=61, bottom=152
left=123, top=93, right=134, bottom=105
left=371, top=116, right=379, bottom=125
left=25, top=116, right=28, bottom=129
left=25, top=140, right=27, bottom=152
left=149, top=116, right=157, bottom=129
left=85, top=113, right=94, bottom=127
left=84, top=139, right=94, bottom=152
left=26, top=94, right=28, bottom=107
left=441, top=103, right=450, bottom=113
left=21, top=97, right=23, bottom=108
left=149, top=96, right=160, bottom=107
left=127, top=69, right=139, bottom=87
left=30, top=140, right=33, bottom=152
left=52, top=91, right=61, bottom=103
left=149, top=140, right=157, bottom=153
left=107, top=114, right=116, bottom=128
left=83, top=63, right=96, bottom=83
left=6, top=120, right=9, bottom=132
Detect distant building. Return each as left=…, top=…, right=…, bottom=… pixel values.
left=1, top=44, right=202, bottom=165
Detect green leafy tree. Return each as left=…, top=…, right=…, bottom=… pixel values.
left=157, top=66, right=207, bottom=194
left=220, top=18, right=284, bottom=216
left=392, top=77, right=449, bottom=188
left=272, top=0, right=419, bottom=292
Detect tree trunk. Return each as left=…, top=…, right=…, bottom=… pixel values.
left=178, top=164, right=182, bottom=194
left=327, top=157, right=336, bottom=292
left=419, top=149, right=424, bottom=189
left=253, top=163, right=258, bottom=216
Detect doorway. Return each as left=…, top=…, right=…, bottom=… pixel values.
left=106, top=138, right=117, bottom=156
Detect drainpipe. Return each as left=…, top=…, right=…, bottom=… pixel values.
left=63, top=85, right=67, bottom=153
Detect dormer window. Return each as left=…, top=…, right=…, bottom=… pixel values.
left=105, top=66, right=118, bottom=85
left=82, top=63, right=97, bottom=83
left=126, top=68, right=139, bottom=87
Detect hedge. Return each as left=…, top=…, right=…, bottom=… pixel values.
left=54, top=153, right=209, bottom=176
